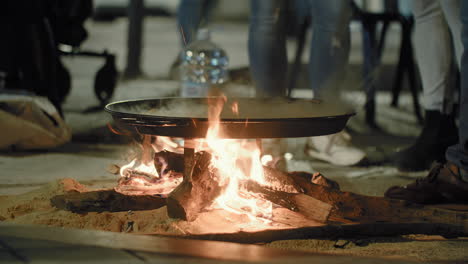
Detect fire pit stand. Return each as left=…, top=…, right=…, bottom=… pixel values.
left=41, top=96, right=468, bottom=241
left=105, top=97, right=356, bottom=181
left=183, top=139, right=196, bottom=181
left=104, top=97, right=355, bottom=139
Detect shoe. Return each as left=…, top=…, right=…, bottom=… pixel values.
left=305, top=131, right=366, bottom=166
left=394, top=110, right=458, bottom=172
left=260, top=138, right=288, bottom=171
left=385, top=162, right=468, bottom=204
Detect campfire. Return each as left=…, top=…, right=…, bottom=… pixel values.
left=114, top=96, right=331, bottom=225
left=48, top=96, right=467, bottom=239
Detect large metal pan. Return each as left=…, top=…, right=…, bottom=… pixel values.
left=105, top=97, right=355, bottom=139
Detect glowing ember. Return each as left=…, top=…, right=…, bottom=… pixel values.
left=117, top=136, right=183, bottom=195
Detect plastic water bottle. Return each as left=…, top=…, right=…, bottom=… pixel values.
left=180, top=28, right=229, bottom=97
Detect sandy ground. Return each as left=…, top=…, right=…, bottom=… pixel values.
left=1, top=17, right=467, bottom=262
left=0, top=176, right=467, bottom=262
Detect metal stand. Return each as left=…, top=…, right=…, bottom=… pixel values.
left=256, top=138, right=263, bottom=154
left=183, top=138, right=196, bottom=181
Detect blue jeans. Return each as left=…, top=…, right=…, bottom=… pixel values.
left=446, top=1, right=468, bottom=172
left=177, top=0, right=217, bottom=45
left=248, top=0, right=352, bottom=98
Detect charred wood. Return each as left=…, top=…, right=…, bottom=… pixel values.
left=243, top=180, right=332, bottom=223
left=287, top=171, right=468, bottom=225
left=262, top=166, right=302, bottom=193
left=181, top=222, right=468, bottom=244
left=167, top=151, right=223, bottom=221
left=50, top=189, right=166, bottom=213
left=154, top=150, right=184, bottom=176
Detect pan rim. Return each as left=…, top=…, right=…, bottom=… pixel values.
left=104, top=97, right=356, bottom=122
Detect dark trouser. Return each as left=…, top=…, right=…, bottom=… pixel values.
left=446, top=1, right=468, bottom=172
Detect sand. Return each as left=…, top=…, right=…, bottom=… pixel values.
left=0, top=178, right=467, bottom=262
left=0, top=179, right=181, bottom=235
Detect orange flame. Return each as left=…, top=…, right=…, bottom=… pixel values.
left=203, top=97, right=272, bottom=222
left=118, top=135, right=183, bottom=195
left=117, top=95, right=273, bottom=222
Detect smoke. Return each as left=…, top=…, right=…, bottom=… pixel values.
left=109, top=97, right=355, bottom=120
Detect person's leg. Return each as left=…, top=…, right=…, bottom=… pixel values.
left=307, top=0, right=351, bottom=98
left=440, top=0, right=463, bottom=69
left=384, top=1, right=468, bottom=204
left=446, top=0, right=468, bottom=175
left=394, top=0, right=459, bottom=172
left=177, top=0, right=217, bottom=45
left=440, top=0, right=463, bottom=114
left=413, top=0, right=455, bottom=113
left=304, top=1, right=365, bottom=166
left=248, top=0, right=288, bottom=97
left=170, top=0, right=217, bottom=79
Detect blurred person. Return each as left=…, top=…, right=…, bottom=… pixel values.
left=177, top=0, right=218, bottom=45
left=385, top=0, right=468, bottom=204
left=169, top=0, right=218, bottom=79
left=248, top=0, right=366, bottom=166
left=394, top=0, right=462, bottom=172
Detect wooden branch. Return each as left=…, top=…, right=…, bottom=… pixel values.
left=116, top=171, right=183, bottom=195
left=50, top=189, right=166, bottom=213
left=154, top=150, right=184, bottom=175
left=262, top=166, right=303, bottom=193
left=243, top=180, right=332, bottom=223
left=292, top=194, right=332, bottom=223
left=167, top=151, right=223, bottom=221
left=180, top=222, right=468, bottom=244
left=287, top=171, right=468, bottom=225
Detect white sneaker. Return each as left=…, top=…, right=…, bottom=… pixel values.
left=260, top=138, right=288, bottom=171
left=305, top=131, right=366, bottom=166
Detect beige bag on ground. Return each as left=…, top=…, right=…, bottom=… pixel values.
left=0, top=95, right=71, bottom=150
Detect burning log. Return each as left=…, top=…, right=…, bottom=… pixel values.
left=262, top=166, right=303, bottom=193
left=51, top=189, right=166, bottom=213
left=154, top=150, right=184, bottom=175
left=182, top=222, right=468, bottom=244
left=167, top=151, right=223, bottom=221
left=165, top=154, right=338, bottom=223
left=287, top=171, right=468, bottom=225
left=114, top=150, right=185, bottom=196
left=105, top=142, right=467, bottom=229
left=243, top=180, right=332, bottom=223
left=116, top=171, right=182, bottom=195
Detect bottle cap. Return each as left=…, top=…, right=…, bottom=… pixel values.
left=196, top=28, right=211, bottom=41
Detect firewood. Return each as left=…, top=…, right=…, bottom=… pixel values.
left=310, top=172, right=340, bottom=190
left=181, top=222, right=468, bottom=244
left=262, top=166, right=303, bottom=193
left=167, top=151, right=223, bottom=221
left=243, top=180, right=332, bottom=223
left=116, top=171, right=183, bottom=195
left=287, top=171, right=468, bottom=225
left=292, top=194, right=332, bottom=223
left=50, top=189, right=166, bottom=213
left=154, top=150, right=184, bottom=175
